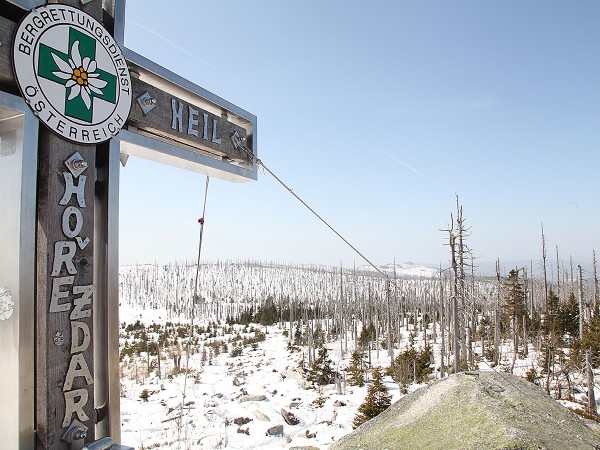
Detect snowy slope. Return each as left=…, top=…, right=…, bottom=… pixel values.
left=118, top=308, right=414, bottom=450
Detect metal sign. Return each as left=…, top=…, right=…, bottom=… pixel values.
left=12, top=4, right=131, bottom=144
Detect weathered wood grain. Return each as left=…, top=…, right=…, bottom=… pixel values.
left=0, top=16, right=17, bottom=92
left=36, top=1, right=102, bottom=448
left=36, top=138, right=96, bottom=449
left=128, top=77, right=249, bottom=162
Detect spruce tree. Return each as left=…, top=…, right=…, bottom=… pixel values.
left=560, top=292, right=580, bottom=337
left=503, top=269, right=526, bottom=360
left=353, top=368, right=391, bottom=429
left=540, top=289, right=564, bottom=381
left=308, top=347, right=334, bottom=386
left=347, top=350, right=366, bottom=387
left=388, top=345, right=433, bottom=392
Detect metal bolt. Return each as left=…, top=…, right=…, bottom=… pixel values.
left=142, top=97, right=156, bottom=106
left=73, top=429, right=87, bottom=440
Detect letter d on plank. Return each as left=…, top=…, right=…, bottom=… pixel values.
left=71, top=321, right=91, bottom=353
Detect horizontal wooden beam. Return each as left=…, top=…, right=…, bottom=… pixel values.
left=128, top=77, right=249, bottom=162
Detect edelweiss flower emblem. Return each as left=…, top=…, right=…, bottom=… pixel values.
left=51, top=41, right=108, bottom=110
left=12, top=3, right=132, bottom=144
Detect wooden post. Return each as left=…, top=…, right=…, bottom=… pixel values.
left=35, top=1, right=102, bottom=447
left=36, top=138, right=97, bottom=448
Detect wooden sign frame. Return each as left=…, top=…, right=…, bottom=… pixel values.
left=112, top=0, right=258, bottom=183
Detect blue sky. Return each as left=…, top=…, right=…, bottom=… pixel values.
left=119, top=1, right=600, bottom=272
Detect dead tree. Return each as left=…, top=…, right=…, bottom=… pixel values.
left=494, top=259, right=501, bottom=365
left=579, top=265, right=597, bottom=415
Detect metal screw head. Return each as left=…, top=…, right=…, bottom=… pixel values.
left=53, top=331, right=65, bottom=346
left=64, top=152, right=89, bottom=178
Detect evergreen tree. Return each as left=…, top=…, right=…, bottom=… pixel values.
left=294, top=322, right=304, bottom=346
left=358, top=323, right=376, bottom=350
left=347, top=350, right=366, bottom=387
left=560, top=292, right=580, bottom=337
left=353, top=368, right=391, bottom=429
left=308, top=347, right=334, bottom=386
left=539, top=289, right=564, bottom=375
left=388, top=345, right=432, bottom=392
left=504, top=269, right=526, bottom=320
left=573, top=316, right=600, bottom=367
left=503, top=269, right=526, bottom=357
left=312, top=323, right=325, bottom=348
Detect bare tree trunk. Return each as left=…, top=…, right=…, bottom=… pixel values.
left=541, top=224, right=548, bottom=303
left=494, top=259, right=501, bottom=365
left=457, top=198, right=467, bottom=368
left=510, top=314, right=518, bottom=374
left=579, top=265, right=585, bottom=339
left=587, top=349, right=596, bottom=415
left=386, top=278, right=394, bottom=363
left=522, top=268, right=528, bottom=357
left=593, top=250, right=599, bottom=316
left=579, top=264, right=597, bottom=415
left=450, top=217, right=460, bottom=373
left=439, top=268, right=446, bottom=377
left=556, top=245, right=561, bottom=300
left=156, top=342, right=162, bottom=379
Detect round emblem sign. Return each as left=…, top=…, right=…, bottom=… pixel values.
left=12, top=4, right=132, bottom=145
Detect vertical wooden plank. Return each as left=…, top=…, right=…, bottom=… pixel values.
left=36, top=139, right=96, bottom=448
left=35, top=1, right=103, bottom=448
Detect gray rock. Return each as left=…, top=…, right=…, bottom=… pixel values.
left=266, top=424, right=284, bottom=436
left=289, top=447, right=320, bottom=450
left=281, top=408, right=300, bottom=425
left=233, top=417, right=252, bottom=426
left=331, top=371, right=600, bottom=450
left=238, top=394, right=266, bottom=402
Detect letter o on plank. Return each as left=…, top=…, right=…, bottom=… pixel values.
left=62, top=206, right=83, bottom=238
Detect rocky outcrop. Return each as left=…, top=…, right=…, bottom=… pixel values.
left=332, top=371, right=600, bottom=450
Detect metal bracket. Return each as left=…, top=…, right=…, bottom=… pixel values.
left=136, top=92, right=157, bottom=115
left=82, top=437, right=134, bottom=450
left=61, top=419, right=88, bottom=450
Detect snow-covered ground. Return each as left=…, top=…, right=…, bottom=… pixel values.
left=117, top=262, right=599, bottom=449
left=119, top=306, right=422, bottom=450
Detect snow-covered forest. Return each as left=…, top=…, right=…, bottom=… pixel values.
left=118, top=247, right=600, bottom=449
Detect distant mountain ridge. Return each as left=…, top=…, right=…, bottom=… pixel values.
left=358, top=262, right=439, bottom=278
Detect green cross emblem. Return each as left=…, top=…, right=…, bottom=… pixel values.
left=37, top=27, right=117, bottom=123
